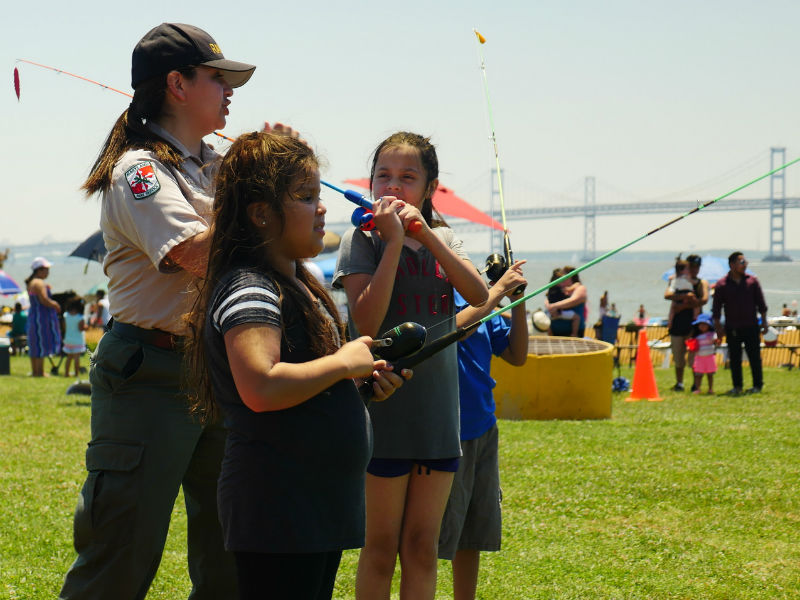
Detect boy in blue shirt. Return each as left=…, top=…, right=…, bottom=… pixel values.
left=439, top=260, right=529, bottom=600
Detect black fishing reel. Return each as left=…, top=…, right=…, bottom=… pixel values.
left=484, top=253, right=507, bottom=284
left=359, top=322, right=427, bottom=404
left=484, top=253, right=526, bottom=296
left=372, top=322, right=427, bottom=361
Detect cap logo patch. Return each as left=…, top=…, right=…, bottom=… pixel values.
left=209, top=43, right=222, bottom=54
left=125, top=161, right=161, bottom=199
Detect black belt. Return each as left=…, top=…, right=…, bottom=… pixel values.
left=112, top=321, right=185, bottom=351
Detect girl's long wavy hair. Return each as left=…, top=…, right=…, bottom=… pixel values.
left=82, top=67, right=197, bottom=195
left=186, top=132, right=344, bottom=424
left=369, top=131, right=448, bottom=228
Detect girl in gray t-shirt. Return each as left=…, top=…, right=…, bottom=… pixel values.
left=333, top=132, right=488, bottom=599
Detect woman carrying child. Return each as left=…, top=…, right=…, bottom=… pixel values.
left=545, top=268, right=580, bottom=337
left=666, top=257, right=697, bottom=329
left=546, top=266, right=587, bottom=337
left=334, top=132, right=487, bottom=599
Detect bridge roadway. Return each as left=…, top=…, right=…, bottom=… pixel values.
left=325, top=197, right=800, bottom=234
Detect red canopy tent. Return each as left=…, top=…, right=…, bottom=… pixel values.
left=344, top=179, right=503, bottom=231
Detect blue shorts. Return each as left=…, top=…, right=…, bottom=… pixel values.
left=367, top=457, right=460, bottom=477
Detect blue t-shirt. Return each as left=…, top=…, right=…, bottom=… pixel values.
left=455, top=291, right=511, bottom=441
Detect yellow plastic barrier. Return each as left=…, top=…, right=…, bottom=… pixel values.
left=492, top=337, right=614, bottom=420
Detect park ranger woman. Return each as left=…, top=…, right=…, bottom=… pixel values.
left=60, top=23, right=255, bottom=599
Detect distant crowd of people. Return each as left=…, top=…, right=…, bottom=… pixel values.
left=533, top=251, right=772, bottom=398
left=664, top=252, right=768, bottom=396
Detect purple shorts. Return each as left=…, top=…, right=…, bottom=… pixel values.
left=367, top=457, right=460, bottom=477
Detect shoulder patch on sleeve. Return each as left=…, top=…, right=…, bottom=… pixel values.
left=125, top=161, right=161, bottom=199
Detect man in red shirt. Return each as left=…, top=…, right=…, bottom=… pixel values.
left=712, top=252, right=768, bottom=395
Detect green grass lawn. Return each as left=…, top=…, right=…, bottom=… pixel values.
left=1, top=354, right=799, bottom=599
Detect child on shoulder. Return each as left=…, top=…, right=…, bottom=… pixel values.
left=667, top=258, right=697, bottom=328
left=187, top=132, right=409, bottom=599
left=334, top=131, right=487, bottom=599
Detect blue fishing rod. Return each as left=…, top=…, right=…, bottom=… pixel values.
left=320, top=180, right=423, bottom=233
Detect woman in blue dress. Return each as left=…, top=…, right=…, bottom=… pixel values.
left=25, top=257, right=61, bottom=376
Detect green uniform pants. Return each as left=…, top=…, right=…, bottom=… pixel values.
left=60, top=330, right=236, bottom=599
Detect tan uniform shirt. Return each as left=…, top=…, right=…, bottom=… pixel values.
left=101, top=123, right=220, bottom=335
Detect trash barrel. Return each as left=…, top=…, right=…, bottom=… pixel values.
left=492, top=336, right=614, bottom=420
left=0, top=339, right=10, bottom=375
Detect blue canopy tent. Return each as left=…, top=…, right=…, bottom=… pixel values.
left=0, top=270, right=22, bottom=296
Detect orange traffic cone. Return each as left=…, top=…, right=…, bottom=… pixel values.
left=626, top=329, right=662, bottom=402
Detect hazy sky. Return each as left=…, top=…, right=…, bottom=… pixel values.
left=4, top=0, right=799, bottom=255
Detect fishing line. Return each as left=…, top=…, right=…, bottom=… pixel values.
left=473, top=30, right=508, bottom=238
left=14, top=59, right=370, bottom=217
left=483, top=154, right=800, bottom=323
left=15, top=58, right=236, bottom=142
left=384, top=155, right=800, bottom=372
left=472, top=29, right=523, bottom=293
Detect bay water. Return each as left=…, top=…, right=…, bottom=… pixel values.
left=3, top=241, right=799, bottom=324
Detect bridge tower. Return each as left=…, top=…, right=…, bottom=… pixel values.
left=581, top=176, right=596, bottom=260
left=489, top=168, right=504, bottom=253
left=764, top=147, right=791, bottom=261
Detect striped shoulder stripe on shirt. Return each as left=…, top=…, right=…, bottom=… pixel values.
left=212, top=283, right=281, bottom=333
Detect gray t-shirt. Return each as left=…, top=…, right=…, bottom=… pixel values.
left=333, top=227, right=469, bottom=459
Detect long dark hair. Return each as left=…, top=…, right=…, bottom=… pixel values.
left=25, top=268, right=47, bottom=287
left=187, top=132, right=344, bottom=423
left=562, top=266, right=581, bottom=284
left=369, top=131, right=447, bottom=227
left=82, top=67, right=197, bottom=195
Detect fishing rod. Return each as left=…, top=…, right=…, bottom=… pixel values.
left=320, top=180, right=422, bottom=233
left=14, top=59, right=381, bottom=223
left=358, top=155, right=800, bottom=393
left=14, top=59, right=237, bottom=143
left=473, top=29, right=523, bottom=294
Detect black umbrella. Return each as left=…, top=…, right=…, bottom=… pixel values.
left=70, top=230, right=106, bottom=263
left=69, top=230, right=106, bottom=274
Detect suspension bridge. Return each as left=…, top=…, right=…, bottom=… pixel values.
left=326, top=148, right=796, bottom=261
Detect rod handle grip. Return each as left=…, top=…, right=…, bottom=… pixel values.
left=344, top=190, right=423, bottom=234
